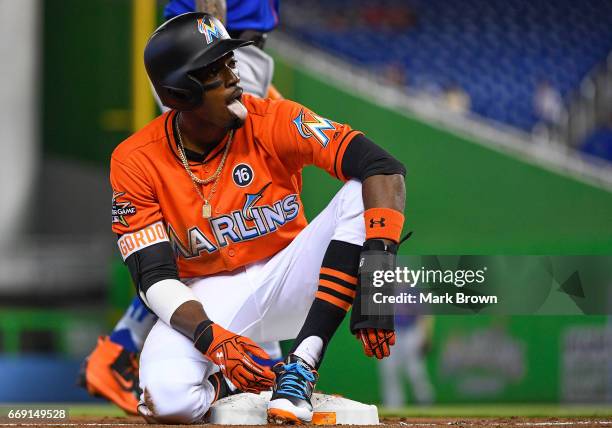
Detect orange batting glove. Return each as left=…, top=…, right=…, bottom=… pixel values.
left=194, top=321, right=275, bottom=393
left=356, top=328, right=396, bottom=359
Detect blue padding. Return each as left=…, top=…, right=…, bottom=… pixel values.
left=581, top=127, right=612, bottom=162
left=0, top=356, right=106, bottom=402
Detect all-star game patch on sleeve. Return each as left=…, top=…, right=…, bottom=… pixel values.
left=110, top=156, right=164, bottom=236
left=266, top=100, right=362, bottom=181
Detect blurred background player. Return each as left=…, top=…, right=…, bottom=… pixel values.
left=378, top=314, right=435, bottom=407
left=79, top=0, right=282, bottom=414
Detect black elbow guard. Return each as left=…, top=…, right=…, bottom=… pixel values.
left=124, top=241, right=179, bottom=298
left=341, top=134, right=406, bottom=181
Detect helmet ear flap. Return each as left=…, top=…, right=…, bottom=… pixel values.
left=161, top=77, right=204, bottom=111
left=164, top=87, right=192, bottom=101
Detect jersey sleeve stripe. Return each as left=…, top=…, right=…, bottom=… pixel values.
left=319, top=279, right=357, bottom=298
left=320, top=267, right=358, bottom=285
left=317, top=286, right=354, bottom=305
left=333, top=130, right=362, bottom=181
left=315, top=290, right=352, bottom=312
left=319, top=274, right=357, bottom=291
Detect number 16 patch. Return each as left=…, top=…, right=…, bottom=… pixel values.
left=232, top=163, right=254, bottom=187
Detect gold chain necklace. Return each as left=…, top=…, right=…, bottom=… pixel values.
left=175, top=113, right=232, bottom=218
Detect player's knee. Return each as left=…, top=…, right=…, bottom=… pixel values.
left=141, top=380, right=210, bottom=424
left=332, top=179, right=365, bottom=244
left=338, top=179, right=364, bottom=215
left=340, top=178, right=362, bottom=198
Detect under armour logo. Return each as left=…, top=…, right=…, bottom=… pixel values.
left=369, top=218, right=386, bottom=228
left=216, top=351, right=224, bottom=360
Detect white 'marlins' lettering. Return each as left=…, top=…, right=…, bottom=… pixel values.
left=167, top=194, right=301, bottom=258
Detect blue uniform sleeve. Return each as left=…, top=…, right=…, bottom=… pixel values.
left=163, top=0, right=195, bottom=20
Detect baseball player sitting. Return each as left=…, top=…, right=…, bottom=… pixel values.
left=79, top=1, right=283, bottom=415
left=112, top=12, right=406, bottom=424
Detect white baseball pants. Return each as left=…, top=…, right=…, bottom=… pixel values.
left=138, top=180, right=365, bottom=423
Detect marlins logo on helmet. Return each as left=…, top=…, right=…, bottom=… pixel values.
left=197, top=17, right=222, bottom=44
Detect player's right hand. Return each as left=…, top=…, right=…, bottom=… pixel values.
left=194, top=322, right=275, bottom=393
left=356, top=328, right=396, bottom=359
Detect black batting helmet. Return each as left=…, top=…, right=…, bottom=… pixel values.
left=144, top=12, right=252, bottom=111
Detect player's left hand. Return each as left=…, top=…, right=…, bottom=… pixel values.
left=356, top=328, right=396, bottom=359
left=351, top=239, right=398, bottom=359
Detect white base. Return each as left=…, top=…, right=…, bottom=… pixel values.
left=209, top=391, right=379, bottom=425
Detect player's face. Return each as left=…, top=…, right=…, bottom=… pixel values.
left=191, top=53, right=247, bottom=130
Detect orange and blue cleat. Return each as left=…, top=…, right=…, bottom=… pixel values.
left=78, top=336, right=141, bottom=415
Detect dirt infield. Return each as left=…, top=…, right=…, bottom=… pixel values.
left=1, top=416, right=612, bottom=427
left=384, top=416, right=612, bottom=426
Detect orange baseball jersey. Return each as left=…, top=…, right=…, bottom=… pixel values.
left=111, top=94, right=362, bottom=278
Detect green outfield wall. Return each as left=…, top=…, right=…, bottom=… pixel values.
left=43, top=0, right=132, bottom=164
left=312, top=315, right=610, bottom=404
left=270, top=55, right=612, bottom=403
left=272, top=56, right=612, bottom=255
